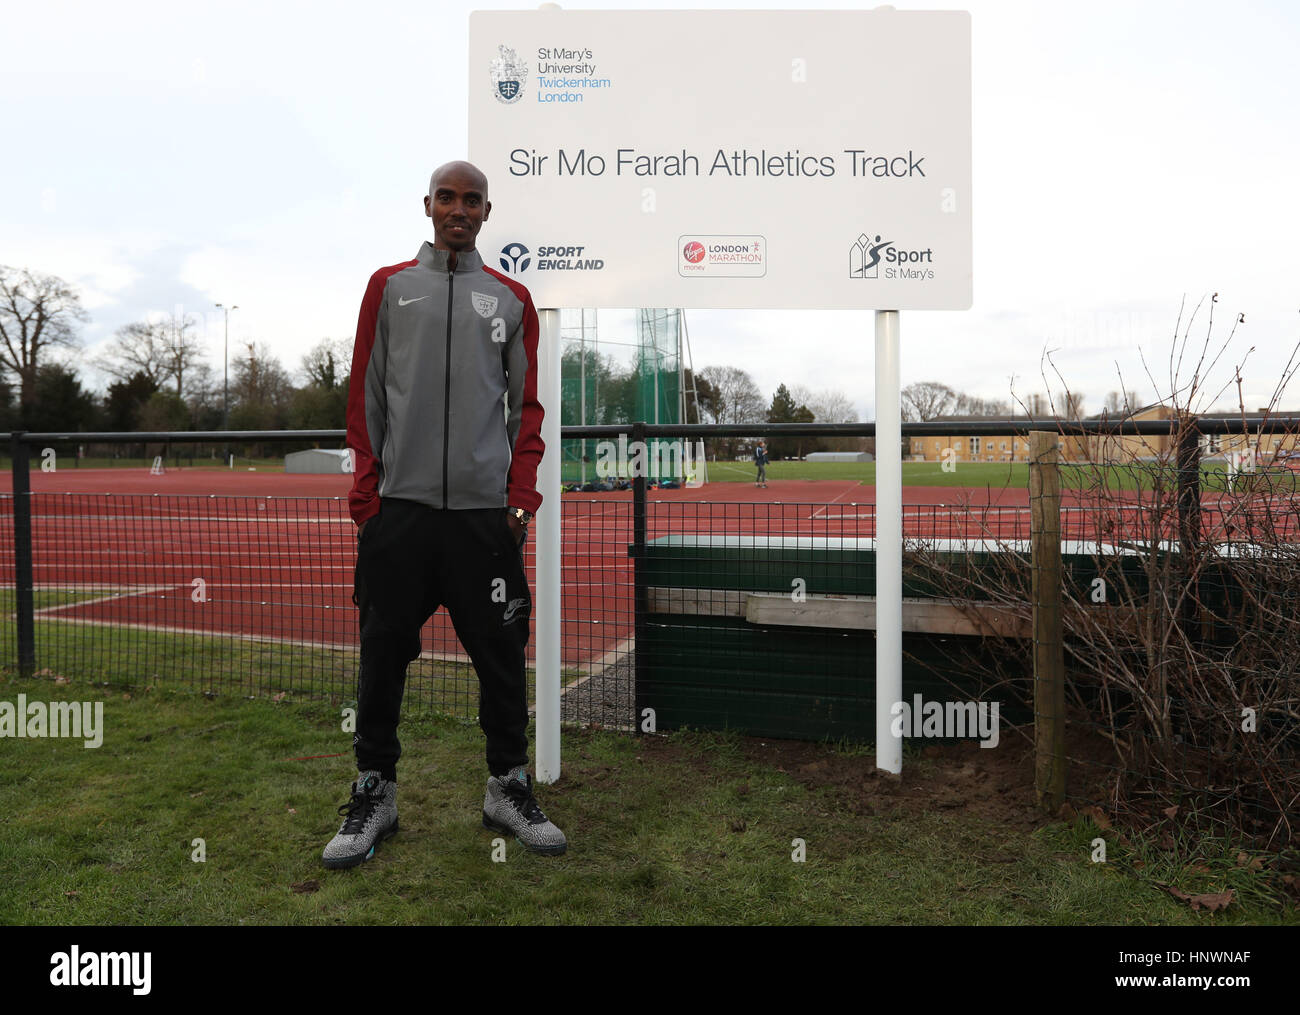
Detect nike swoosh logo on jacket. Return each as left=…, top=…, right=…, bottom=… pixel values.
left=346, top=242, right=545, bottom=524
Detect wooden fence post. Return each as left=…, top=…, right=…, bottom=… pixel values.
left=1029, top=430, right=1066, bottom=812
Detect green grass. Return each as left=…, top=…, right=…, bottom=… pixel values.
left=707, top=459, right=1027, bottom=488
left=0, top=672, right=1293, bottom=925
left=700, top=459, right=1299, bottom=494
left=2, top=605, right=517, bottom=718
left=3, top=589, right=511, bottom=717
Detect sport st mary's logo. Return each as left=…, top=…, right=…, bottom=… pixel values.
left=491, top=45, right=528, bottom=104
left=471, top=292, right=499, bottom=318
left=849, top=232, right=935, bottom=281
left=849, top=233, right=892, bottom=279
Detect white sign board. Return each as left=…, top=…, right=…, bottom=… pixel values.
left=469, top=9, right=971, bottom=310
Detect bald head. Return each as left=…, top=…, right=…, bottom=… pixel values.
left=429, top=160, right=488, bottom=199
left=424, top=160, right=491, bottom=254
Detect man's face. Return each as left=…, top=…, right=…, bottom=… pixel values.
left=424, top=168, right=490, bottom=252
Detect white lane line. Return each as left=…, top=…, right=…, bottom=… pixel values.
left=808, top=484, right=863, bottom=520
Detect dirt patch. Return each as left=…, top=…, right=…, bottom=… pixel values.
left=564, top=723, right=1046, bottom=829
left=734, top=729, right=1044, bottom=827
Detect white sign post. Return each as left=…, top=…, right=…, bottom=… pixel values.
left=470, top=8, right=971, bottom=779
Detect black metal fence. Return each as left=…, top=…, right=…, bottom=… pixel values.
left=4, top=418, right=1299, bottom=845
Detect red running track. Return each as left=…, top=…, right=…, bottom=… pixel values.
left=4, top=468, right=1295, bottom=665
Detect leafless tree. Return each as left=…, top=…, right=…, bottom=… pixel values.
left=183, top=361, right=222, bottom=427
left=96, top=321, right=171, bottom=390
left=952, top=392, right=1014, bottom=417
left=161, top=311, right=205, bottom=397
left=793, top=385, right=861, bottom=452
left=791, top=385, right=858, bottom=424
left=0, top=265, right=89, bottom=416
left=300, top=337, right=353, bottom=390
left=230, top=341, right=294, bottom=428
left=1103, top=389, right=1140, bottom=415
left=97, top=311, right=207, bottom=396
left=698, top=365, right=765, bottom=459
left=697, top=365, right=765, bottom=424
left=900, top=381, right=956, bottom=421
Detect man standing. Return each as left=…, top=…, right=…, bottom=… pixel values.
left=754, top=439, right=769, bottom=488
left=323, top=161, right=565, bottom=869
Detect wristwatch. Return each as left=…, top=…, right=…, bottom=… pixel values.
left=509, top=507, right=533, bottom=527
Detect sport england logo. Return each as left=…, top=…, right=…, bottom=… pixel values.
left=500, top=243, right=531, bottom=273
left=849, top=232, right=935, bottom=281
left=471, top=292, right=499, bottom=318
left=491, top=45, right=528, bottom=104
left=499, top=242, right=605, bottom=273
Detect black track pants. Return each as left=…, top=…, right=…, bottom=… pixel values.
left=352, top=498, right=532, bottom=780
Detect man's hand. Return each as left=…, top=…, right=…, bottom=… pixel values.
left=357, top=519, right=369, bottom=538
left=506, top=510, right=526, bottom=545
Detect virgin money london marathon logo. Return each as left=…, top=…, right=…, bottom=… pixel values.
left=491, top=45, right=528, bottom=104
left=499, top=241, right=604, bottom=273
left=849, top=232, right=935, bottom=281
left=678, top=235, right=767, bottom=278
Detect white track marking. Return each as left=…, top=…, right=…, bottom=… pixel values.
left=808, top=483, right=862, bottom=519
left=32, top=586, right=173, bottom=615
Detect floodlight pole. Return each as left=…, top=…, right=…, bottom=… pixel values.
left=215, top=302, right=238, bottom=466
left=875, top=309, right=903, bottom=774
left=214, top=302, right=238, bottom=427
left=535, top=307, right=563, bottom=783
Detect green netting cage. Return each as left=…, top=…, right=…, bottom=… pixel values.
left=559, top=309, right=701, bottom=487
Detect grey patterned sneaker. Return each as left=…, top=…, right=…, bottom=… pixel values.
left=322, top=771, right=398, bottom=870
left=482, top=767, right=567, bottom=855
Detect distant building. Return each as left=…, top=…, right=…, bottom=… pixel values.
left=286, top=448, right=351, bottom=474
left=1198, top=409, right=1300, bottom=464
left=908, top=404, right=1300, bottom=466
left=805, top=451, right=873, bottom=462
left=907, top=414, right=1035, bottom=464
left=1069, top=403, right=1176, bottom=463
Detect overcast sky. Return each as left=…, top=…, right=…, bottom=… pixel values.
left=4, top=0, right=1298, bottom=420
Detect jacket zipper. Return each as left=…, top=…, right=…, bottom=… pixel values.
left=442, top=267, right=453, bottom=508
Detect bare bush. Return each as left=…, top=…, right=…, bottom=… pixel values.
left=908, top=296, right=1300, bottom=851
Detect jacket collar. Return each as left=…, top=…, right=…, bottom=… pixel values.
left=416, top=241, right=484, bottom=274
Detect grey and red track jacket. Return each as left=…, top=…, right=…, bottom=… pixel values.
left=346, top=241, right=545, bottom=526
